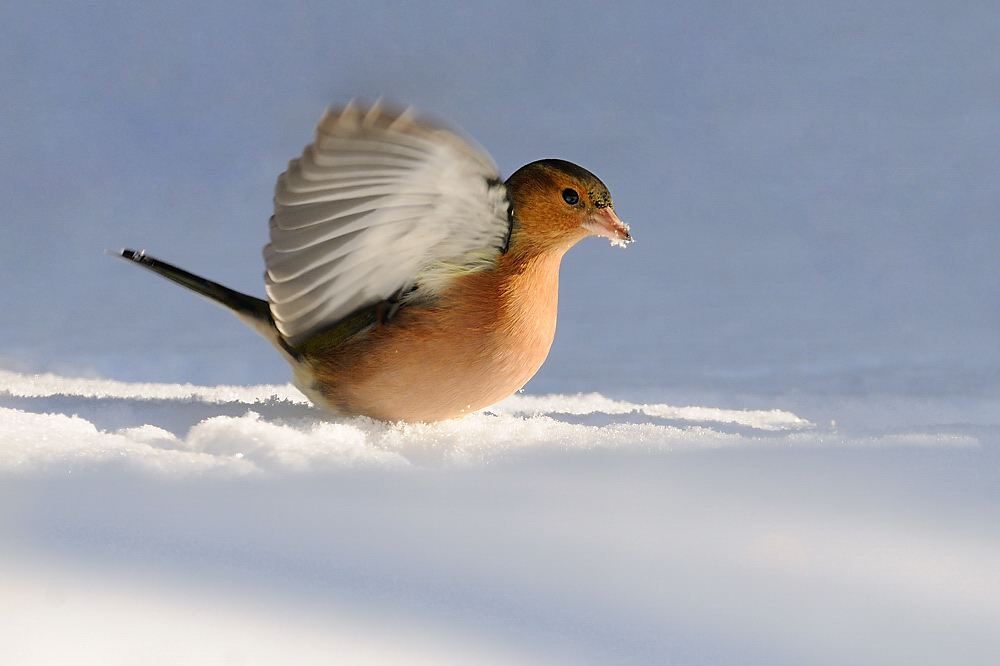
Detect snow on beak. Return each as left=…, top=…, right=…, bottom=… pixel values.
left=583, top=207, right=633, bottom=247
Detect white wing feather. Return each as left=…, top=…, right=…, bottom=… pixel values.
left=264, top=102, right=510, bottom=347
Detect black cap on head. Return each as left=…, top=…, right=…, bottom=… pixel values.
left=507, top=159, right=614, bottom=209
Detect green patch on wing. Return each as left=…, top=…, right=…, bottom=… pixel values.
left=293, top=304, right=380, bottom=358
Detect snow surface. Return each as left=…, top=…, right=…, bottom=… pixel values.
left=3, top=371, right=1000, bottom=664
left=0, top=371, right=819, bottom=474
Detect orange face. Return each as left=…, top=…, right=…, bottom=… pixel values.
left=504, top=159, right=631, bottom=254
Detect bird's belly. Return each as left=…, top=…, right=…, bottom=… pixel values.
left=304, top=305, right=556, bottom=422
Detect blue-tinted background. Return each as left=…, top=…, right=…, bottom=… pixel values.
left=2, top=1, right=998, bottom=396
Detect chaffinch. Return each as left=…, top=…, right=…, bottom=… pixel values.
left=122, top=102, right=631, bottom=422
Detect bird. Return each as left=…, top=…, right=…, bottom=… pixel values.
left=120, top=101, right=631, bottom=422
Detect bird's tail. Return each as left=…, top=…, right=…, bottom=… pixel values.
left=118, top=249, right=297, bottom=359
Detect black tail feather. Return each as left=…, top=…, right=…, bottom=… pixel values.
left=119, top=249, right=272, bottom=323
left=117, top=249, right=302, bottom=360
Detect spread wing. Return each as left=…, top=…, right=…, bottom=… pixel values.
left=264, top=102, right=511, bottom=348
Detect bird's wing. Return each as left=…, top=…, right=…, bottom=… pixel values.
left=264, top=102, right=511, bottom=347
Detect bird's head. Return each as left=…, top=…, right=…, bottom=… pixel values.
left=504, top=159, right=632, bottom=255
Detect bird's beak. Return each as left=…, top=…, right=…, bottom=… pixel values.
left=583, top=208, right=632, bottom=245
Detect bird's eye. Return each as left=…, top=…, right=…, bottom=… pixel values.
left=562, top=188, right=580, bottom=205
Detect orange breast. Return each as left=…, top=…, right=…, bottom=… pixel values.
left=303, top=249, right=565, bottom=422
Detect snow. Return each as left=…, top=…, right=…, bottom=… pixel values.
left=0, top=563, right=535, bottom=665
left=3, top=371, right=1000, bottom=664
left=3, top=1, right=1000, bottom=663
left=6, top=371, right=991, bottom=476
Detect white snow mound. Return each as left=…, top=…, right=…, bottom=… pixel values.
left=0, top=371, right=979, bottom=474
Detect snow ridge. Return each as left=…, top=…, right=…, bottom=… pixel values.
left=0, top=371, right=979, bottom=475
